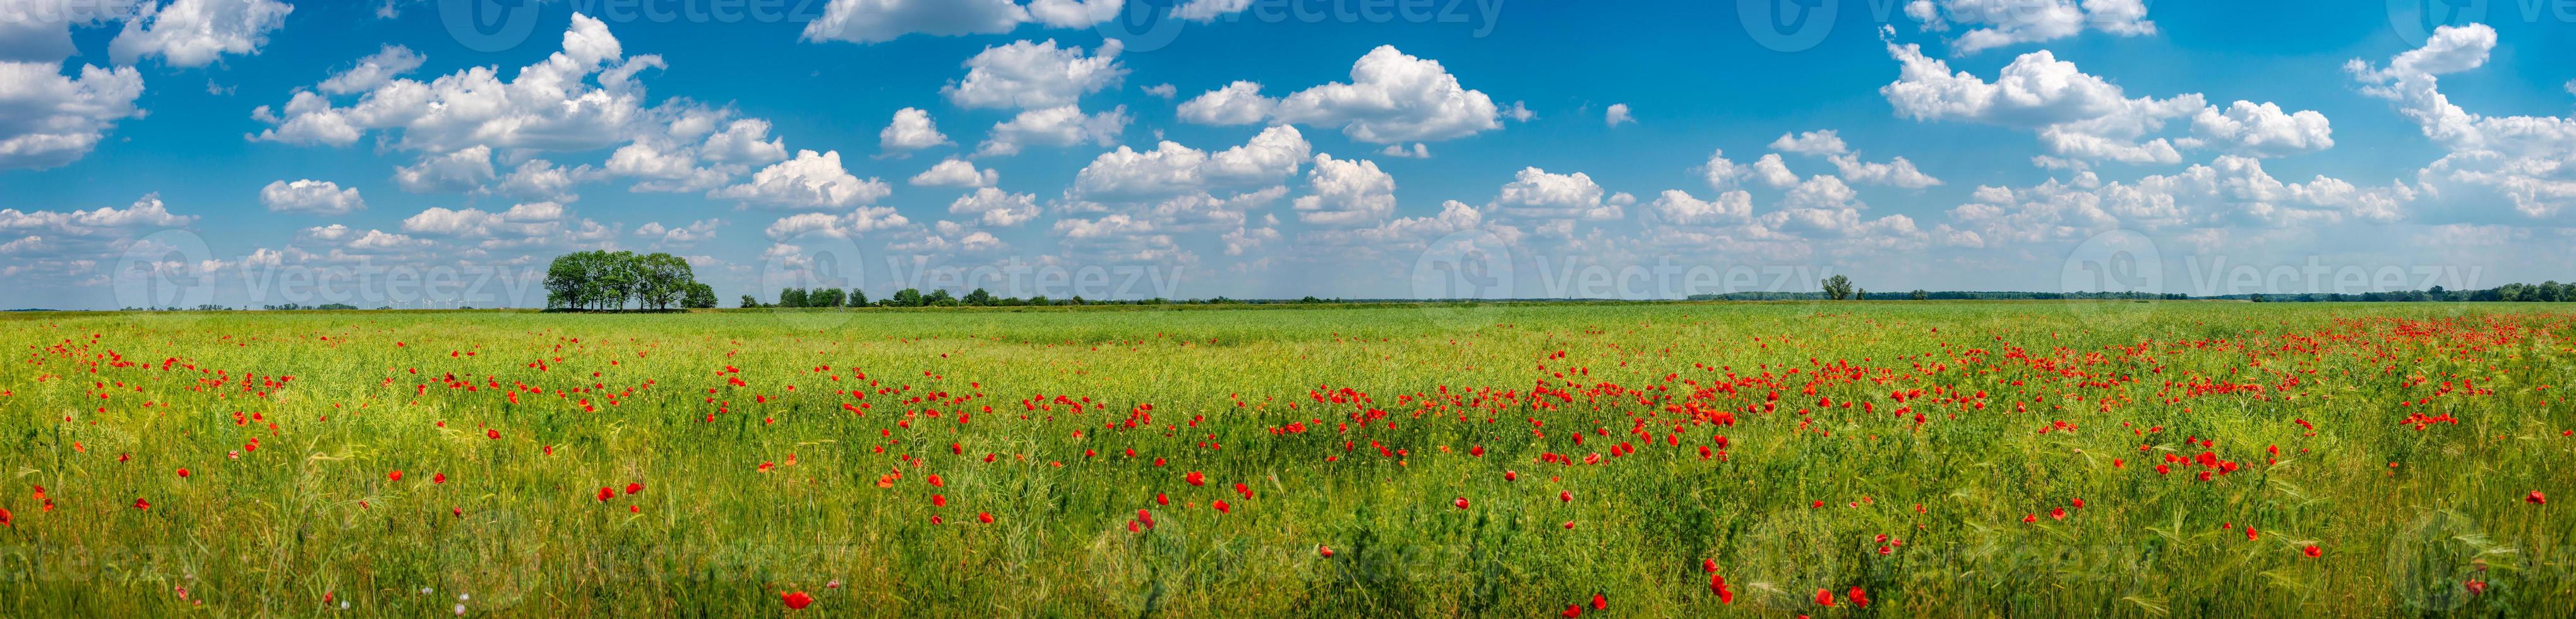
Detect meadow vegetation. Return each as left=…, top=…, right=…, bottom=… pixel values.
left=1, top=301, right=2569, bottom=617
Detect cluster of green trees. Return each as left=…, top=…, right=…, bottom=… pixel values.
left=543, top=251, right=718, bottom=311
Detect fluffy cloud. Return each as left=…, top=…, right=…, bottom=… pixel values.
left=392, top=146, right=496, bottom=194
left=1293, top=154, right=1396, bottom=227
left=762, top=207, right=914, bottom=240
left=1882, top=31, right=2332, bottom=166
left=1177, top=81, right=1275, bottom=126
left=1881, top=35, right=2203, bottom=164
left=1701, top=149, right=1747, bottom=191
left=1943, top=155, right=2409, bottom=247
left=910, top=158, right=999, bottom=188
left=1070, top=125, right=1310, bottom=201
left=976, top=105, right=1129, bottom=156
left=253, top=10, right=794, bottom=205
left=1173, top=47, right=1501, bottom=143
left=635, top=219, right=721, bottom=246
left=0, top=61, right=146, bottom=170
left=802, top=0, right=1124, bottom=44
left=2349, top=23, right=2576, bottom=219
left=1490, top=167, right=1624, bottom=224
left=1905, top=0, right=2154, bottom=55
left=948, top=187, right=1042, bottom=227
left=712, top=150, right=893, bottom=210
left=1645, top=189, right=1752, bottom=225
left=1769, top=130, right=1850, bottom=155
left=880, top=107, right=950, bottom=152
left=318, top=45, right=424, bottom=95
left=1379, top=143, right=1430, bottom=159
left=1172, top=0, right=1253, bottom=21
left=254, top=14, right=657, bottom=153
left=1267, top=46, right=1502, bottom=143
left=496, top=159, right=601, bottom=202
left=108, top=0, right=295, bottom=68
left=0, top=195, right=196, bottom=236
left=1751, top=154, right=1799, bottom=188
left=700, top=119, right=790, bottom=165
left=1828, top=154, right=1943, bottom=189
left=260, top=179, right=366, bottom=215
left=2190, top=101, right=2334, bottom=157
left=1605, top=104, right=1634, bottom=127
left=1769, top=129, right=1943, bottom=188
left=944, top=39, right=1127, bottom=110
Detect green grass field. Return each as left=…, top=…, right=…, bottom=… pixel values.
left=1, top=301, right=2570, bottom=617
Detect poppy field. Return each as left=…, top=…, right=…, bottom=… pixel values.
left=1, top=301, right=2571, bottom=617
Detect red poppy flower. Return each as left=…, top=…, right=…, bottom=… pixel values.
left=1814, top=589, right=1836, bottom=606
left=1590, top=594, right=1607, bottom=610
left=1212, top=500, right=1231, bottom=514
left=176, top=468, right=189, bottom=478
left=1453, top=497, right=1469, bottom=510
left=1559, top=490, right=1573, bottom=503
left=626, top=483, right=644, bottom=495
left=432, top=473, right=446, bottom=484
left=932, top=494, right=947, bottom=507
left=781, top=591, right=813, bottom=610
left=596, top=486, right=613, bottom=502
left=2302, top=545, right=2321, bottom=558
left=1560, top=604, right=1580, bottom=618
left=1185, top=471, right=1206, bottom=486
left=977, top=512, right=994, bottom=524
left=133, top=498, right=150, bottom=510
left=1710, top=574, right=1732, bottom=603
left=1848, top=587, right=1870, bottom=608
left=1319, top=545, right=1334, bottom=558
left=388, top=470, right=404, bottom=482
left=2529, top=491, right=2547, bottom=505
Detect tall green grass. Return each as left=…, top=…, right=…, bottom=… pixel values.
left=0, top=301, right=2568, bottom=617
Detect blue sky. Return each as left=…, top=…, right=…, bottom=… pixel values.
left=2, top=0, right=2572, bottom=309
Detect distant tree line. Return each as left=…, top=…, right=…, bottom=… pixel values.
left=742, top=289, right=1349, bottom=308
left=2237, top=282, right=2576, bottom=303
left=543, top=251, right=718, bottom=311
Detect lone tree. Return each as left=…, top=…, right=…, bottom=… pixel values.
left=544, top=251, right=712, bottom=310
left=1821, top=275, right=1855, bottom=301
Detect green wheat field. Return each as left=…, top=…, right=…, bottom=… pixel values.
left=1, top=301, right=2570, bottom=617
